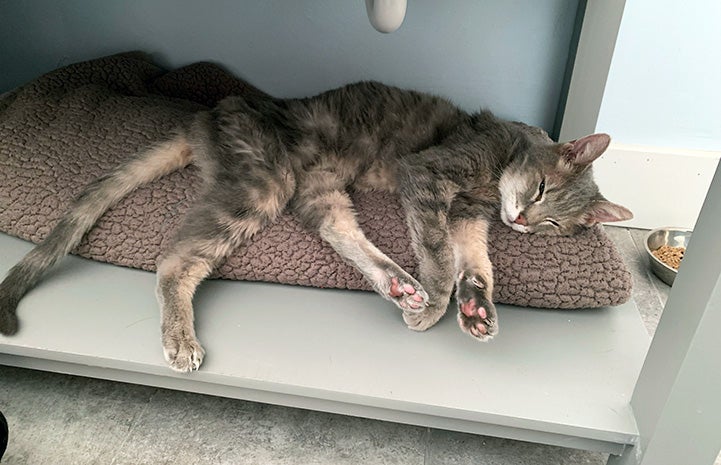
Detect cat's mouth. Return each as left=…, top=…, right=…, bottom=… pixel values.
left=500, top=209, right=530, bottom=234
left=506, top=221, right=529, bottom=234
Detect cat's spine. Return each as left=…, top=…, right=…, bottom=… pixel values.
left=0, top=135, right=193, bottom=335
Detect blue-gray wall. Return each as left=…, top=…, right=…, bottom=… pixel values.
left=596, top=0, right=721, bottom=151
left=0, top=0, right=580, bottom=133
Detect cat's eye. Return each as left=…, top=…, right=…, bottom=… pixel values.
left=534, top=178, right=546, bottom=202
left=543, top=218, right=560, bottom=227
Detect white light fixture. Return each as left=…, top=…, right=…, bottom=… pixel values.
left=365, top=0, right=407, bottom=33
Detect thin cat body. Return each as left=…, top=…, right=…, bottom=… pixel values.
left=0, top=81, right=632, bottom=372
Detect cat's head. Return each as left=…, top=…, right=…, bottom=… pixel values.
left=499, top=133, right=632, bottom=236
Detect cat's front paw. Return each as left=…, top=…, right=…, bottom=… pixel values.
left=403, top=303, right=446, bottom=331
left=162, top=335, right=205, bottom=372
left=456, top=272, right=498, bottom=341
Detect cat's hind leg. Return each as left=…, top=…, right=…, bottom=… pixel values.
left=158, top=209, right=271, bottom=372
left=158, top=178, right=293, bottom=372
left=293, top=170, right=428, bottom=312
left=156, top=234, right=217, bottom=373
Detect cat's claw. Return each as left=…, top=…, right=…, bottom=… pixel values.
left=388, top=276, right=428, bottom=313
left=163, top=337, right=205, bottom=373
left=456, top=273, right=498, bottom=341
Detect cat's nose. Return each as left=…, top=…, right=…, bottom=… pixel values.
left=513, top=213, right=528, bottom=226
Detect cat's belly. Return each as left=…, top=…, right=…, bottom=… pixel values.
left=353, top=160, right=398, bottom=192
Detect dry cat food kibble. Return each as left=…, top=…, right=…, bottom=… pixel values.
left=652, top=245, right=685, bottom=270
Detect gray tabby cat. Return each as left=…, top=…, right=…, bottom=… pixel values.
left=0, top=81, right=632, bottom=372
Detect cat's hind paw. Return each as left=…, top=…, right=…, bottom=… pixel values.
left=456, top=273, right=498, bottom=341
left=388, top=276, right=428, bottom=313
left=163, top=336, right=205, bottom=373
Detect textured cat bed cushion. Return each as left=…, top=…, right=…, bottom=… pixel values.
left=0, top=52, right=632, bottom=309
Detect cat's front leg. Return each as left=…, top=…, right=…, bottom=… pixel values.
left=293, top=170, right=429, bottom=313
left=451, top=217, right=498, bottom=340
left=456, top=270, right=497, bottom=341
left=398, top=181, right=457, bottom=332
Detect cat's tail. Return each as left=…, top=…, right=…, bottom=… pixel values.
left=0, top=135, right=193, bottom=335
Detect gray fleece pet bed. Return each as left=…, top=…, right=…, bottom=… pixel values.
left=0, top=52, right=632, bottom=309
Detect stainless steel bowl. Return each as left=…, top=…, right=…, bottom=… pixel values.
left=645, top=227, right=692, bottom=286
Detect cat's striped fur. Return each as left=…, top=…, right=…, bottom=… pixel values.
left=0, top=81, right=632, bottom=372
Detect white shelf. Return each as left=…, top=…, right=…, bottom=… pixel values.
left=0, top=233, right=649, bottom=454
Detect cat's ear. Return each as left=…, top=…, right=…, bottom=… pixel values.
left=558, top=133, right=611, bottom=166
left=583, top=200, right=633, bottom=226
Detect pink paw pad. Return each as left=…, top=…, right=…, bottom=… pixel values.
left=460, top=299, right=487, bottom=319
left=388, top=277, right=426, bottom=311
left=460, top=300, right=475, bottom=317
left=390, top=278, right=419, bottom=299
left=389, top=278, right=404, bottom=297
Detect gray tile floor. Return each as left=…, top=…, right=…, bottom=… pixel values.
left=0, top=226, right=713, bottom=465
